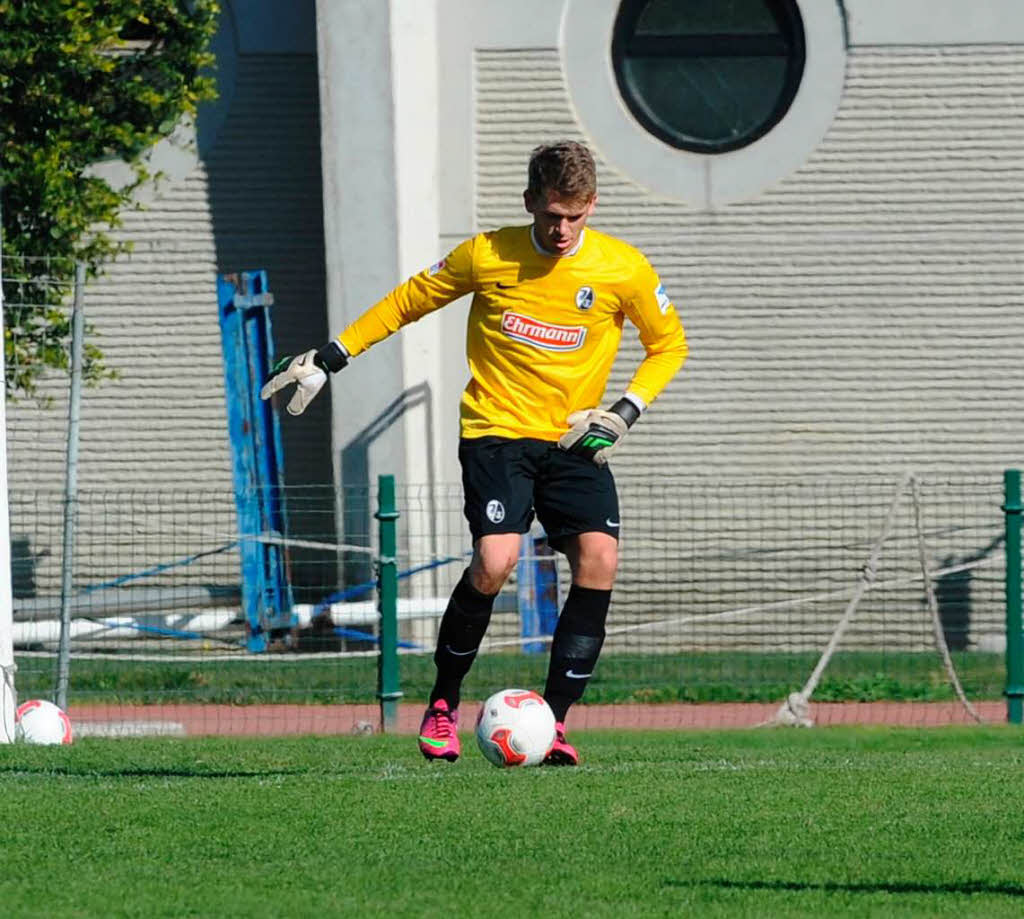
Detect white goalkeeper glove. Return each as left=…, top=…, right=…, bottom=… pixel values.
left=557, top=397, right=642, bottom=465
left=260, top=341, right=348, bottom=416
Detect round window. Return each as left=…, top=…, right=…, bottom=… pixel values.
left=612, top=0, right=806, bottom=154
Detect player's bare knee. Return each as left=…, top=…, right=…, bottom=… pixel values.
left=569, top=536, right=618, bottom=587
left=470, top=565, right=512, bottom=595
left=470, top=538, right=519, bottom=593
left=579, top=552, right=617, bottom=586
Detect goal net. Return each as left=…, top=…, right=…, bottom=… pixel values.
left=2, top=472, right=1009, bottom=737
left=767, top=473, right=987, bottom=727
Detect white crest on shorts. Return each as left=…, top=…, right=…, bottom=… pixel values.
left=485, top=499, right=505, bottom=523
left=575, top=285, right=595, bottom=310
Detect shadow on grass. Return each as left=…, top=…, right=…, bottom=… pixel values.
left=664, top=878, right=1024, bottom=897
left=0, top=764, right=307, bottom=779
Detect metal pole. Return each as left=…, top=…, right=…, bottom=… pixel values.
left=376, top=474, right=401, bottom=732
left=0, top=199, right=18, bottom=742
left=55, top=262, right=85, bottom=710
left=1004, top=469, right=1023, bottom=724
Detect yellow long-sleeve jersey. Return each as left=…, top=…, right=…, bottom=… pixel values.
left=336, top=225, right=687, bottom=441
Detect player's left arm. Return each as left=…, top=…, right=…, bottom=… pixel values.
left=619, top=259, right=688, bottom=406
left=261, top=242, right=477, bottom=415
left=559, top=258, right=687, bottom=465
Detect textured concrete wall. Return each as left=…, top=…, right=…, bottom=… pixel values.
left=474, top=45, right=1024, bottom=478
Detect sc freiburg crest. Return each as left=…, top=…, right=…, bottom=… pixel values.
left=575, top=286, right=595, bottom=311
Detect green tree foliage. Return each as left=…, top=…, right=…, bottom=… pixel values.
left=0, top=0, right=219, bottom=397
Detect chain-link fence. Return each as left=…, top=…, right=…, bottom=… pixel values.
left=6, top=475, right=1010, bottom=734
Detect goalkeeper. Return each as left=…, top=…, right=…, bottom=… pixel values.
left=262, top=140, right=687, bottom=765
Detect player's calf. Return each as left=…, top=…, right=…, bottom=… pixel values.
left=543, top=586, right=609, bottom=720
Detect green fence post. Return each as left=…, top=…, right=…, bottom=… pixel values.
left=1004, top=469, right=1023, bottom=724
left=376, top=475, right=401, bottom=732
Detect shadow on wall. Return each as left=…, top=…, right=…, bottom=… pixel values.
left=201, top=54, right=334, bottom=602
left=11, top=536, right=41, bottom=599
left=341, top=383, right=439, bottom=590
left=935, top=533, right=1005, bottom=652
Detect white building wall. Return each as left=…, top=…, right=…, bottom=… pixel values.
left=417, top=0, right=1024, bottom=484
left=312, top=0, right=1023, bottom=645
left=473, top=45, right=1024, bottom=477
left=316, top=0, right=460, bottom=583
left=457, top=1, right=1022, bottom=648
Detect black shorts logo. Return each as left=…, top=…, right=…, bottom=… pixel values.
left=485, top=499, right=506, bottom=523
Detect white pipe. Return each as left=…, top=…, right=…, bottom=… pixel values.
left=11, top=610, right=238, bottom=646
left=293, top=597, right=449, bottom=629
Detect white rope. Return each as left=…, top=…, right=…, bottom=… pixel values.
left=767, top=472, right=914, bottom=727
left=600, top=555, right=999, bottom=641
left=1, top=662, right=17, bottom=743
left=910, top=475, right=985, bottom=723
left=801, top=473, right=913, bottom=700
left=767, top=473, right=998, bottom=728
left=15, top=648, right=381, bottom=663
left=242, top=533, right=378, bottom=556
left=452, top=551, right=1000, bottom=655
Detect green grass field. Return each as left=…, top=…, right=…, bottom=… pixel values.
left=3, top=727, right=1023, bottom=918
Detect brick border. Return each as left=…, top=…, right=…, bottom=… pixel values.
left=69, top=700, right=1007, bottom=737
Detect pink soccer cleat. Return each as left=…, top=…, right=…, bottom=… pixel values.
left=418, top=699, right=460, bottom=762
left=542, top=721, right=579, bottom=766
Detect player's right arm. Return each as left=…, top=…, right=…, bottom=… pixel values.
left=261, top=239, right=477, bottom=414
left=559, top=254, right=686, bottom=464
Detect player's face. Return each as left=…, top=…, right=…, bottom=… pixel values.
left=524, top=189, right=596, bottom=256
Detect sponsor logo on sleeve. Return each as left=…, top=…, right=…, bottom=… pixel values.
left=654, top=283, right=672, bottom=315
left=427, top=259, right=446, bottom=276
left=500, top=311, right=587, bottom=351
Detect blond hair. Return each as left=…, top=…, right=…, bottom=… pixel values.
left=526, top=141, right=597, bottom=202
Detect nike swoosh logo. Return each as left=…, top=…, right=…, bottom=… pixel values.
left=444, top=644, right=477, bottom=657
left=606, top=519, right=620, bottom=528
left=495, top=282, right=516, bottom=289
left=566, top=669, right=592, bottom=679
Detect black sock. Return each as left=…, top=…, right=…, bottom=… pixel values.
left=543, top=585, right=611, bottom=722
left=429, top=570, right=496, bottom=709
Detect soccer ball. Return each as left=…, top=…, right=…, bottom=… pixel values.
left=15, top=699, right=73, bottom=745
left=475, top=688, right=555, bottom=767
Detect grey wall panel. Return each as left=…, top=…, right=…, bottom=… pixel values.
left=476, top=47, right=1024, bottom=479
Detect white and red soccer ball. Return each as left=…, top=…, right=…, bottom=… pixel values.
left=475, top=688, right=555, bottom=767
left=15, top=699, right=73, bottom=745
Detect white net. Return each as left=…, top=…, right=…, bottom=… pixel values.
left=767, top=474, right=989, bottom=727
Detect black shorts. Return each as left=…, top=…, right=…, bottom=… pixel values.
left=458, top=436, right=620, bottom=550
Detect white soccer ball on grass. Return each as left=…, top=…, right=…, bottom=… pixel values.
left=475, top=688, right=555, bottom=767
left=15, top=699, right=74, bottom=745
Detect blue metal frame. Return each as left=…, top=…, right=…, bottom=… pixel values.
left=518, top=529, right=559, bottom=654
left=217, top=270, right=294, bottom=652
